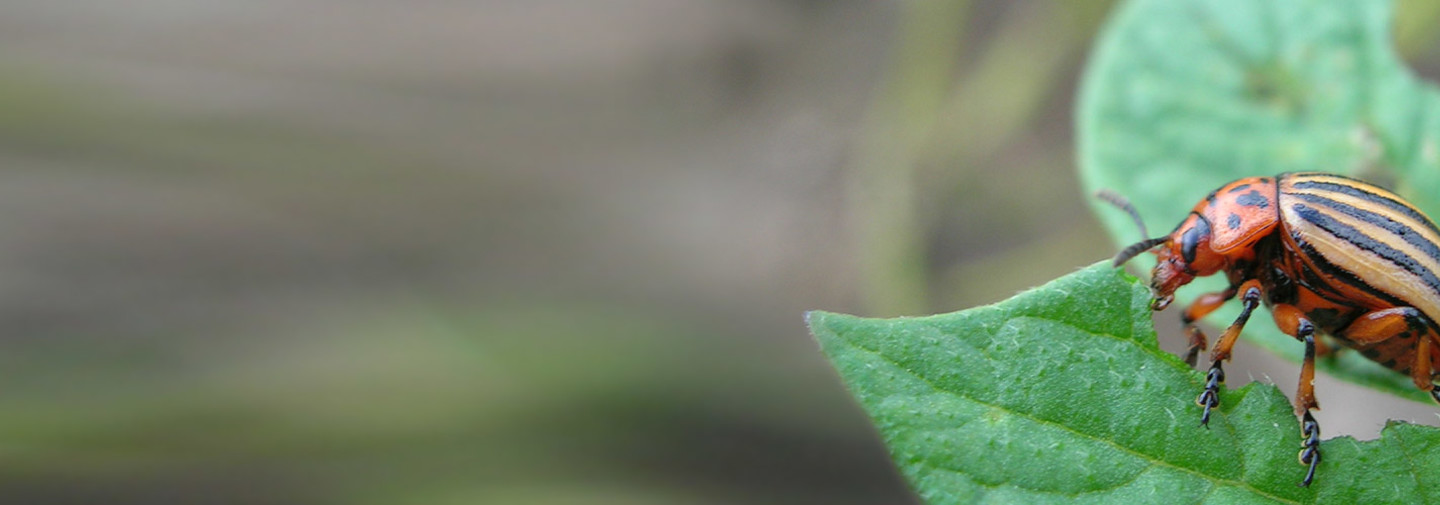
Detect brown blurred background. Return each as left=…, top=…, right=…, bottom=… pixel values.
left=3, top=1, right=1440, bottom=503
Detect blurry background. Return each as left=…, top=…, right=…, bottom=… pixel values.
left=4, top=1, right=1440, bottom=503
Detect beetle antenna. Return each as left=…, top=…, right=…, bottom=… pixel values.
left=1112, top=237, right=1168, bottom=266
left=1095, top=189, right=1150, bottom=238
left=1096, top=189, right=1166, bottom=266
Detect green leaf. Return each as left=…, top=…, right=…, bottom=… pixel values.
left=1078, top=0, right=1440, bottom=402
left=808, top=263, right=1440, bottom=503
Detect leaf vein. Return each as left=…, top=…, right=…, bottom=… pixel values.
left=837, top=325, right=1301, bottom=505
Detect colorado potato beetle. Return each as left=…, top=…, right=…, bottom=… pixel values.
left=1101, top=172, right=1440, bottom=488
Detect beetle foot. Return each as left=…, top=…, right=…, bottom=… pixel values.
left=1298, top=411, right=1321, bottom=487
left=1196, top=362, right=1225, bottom=427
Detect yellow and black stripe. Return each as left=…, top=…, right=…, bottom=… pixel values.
left=1279, top=172, right=1440, bottom=324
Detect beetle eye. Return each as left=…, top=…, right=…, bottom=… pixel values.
left=1180, top=218, right=1210, bottom=264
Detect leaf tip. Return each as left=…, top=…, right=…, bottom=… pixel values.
left=802, top=309, right=823, bottom=329
left=804, top=310, right=842, bottom=340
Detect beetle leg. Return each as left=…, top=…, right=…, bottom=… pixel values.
left=1408, top=329, right=1440, bottom=403
left=1272, top=304, right=1323, bottom=486
left=1337, top=307, right=1435, bottom=395
left=1341, top=307, right=1426, bottom=345
left=1295, top=319, right=1320, bottom=487
left=1417, top=335, right=1439, bottom=403
left=1180, top=285, right=1240, bottom=367
left=1292, top=318, right=1320, bottom=414
left=1196, top=280, right=1263, bottom=427
left=1299, top=408, right=1321, bottom=488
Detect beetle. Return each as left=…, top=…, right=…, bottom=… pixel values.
left=1101, top=172, right=1440, bottom=488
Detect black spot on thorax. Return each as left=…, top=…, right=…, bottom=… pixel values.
left=1236, top=190, right=1270, bottom=208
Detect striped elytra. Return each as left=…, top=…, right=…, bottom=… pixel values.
left=1280, top=173, right=1440, bottom=324
left=1103, top=172, right=1440, bottom=488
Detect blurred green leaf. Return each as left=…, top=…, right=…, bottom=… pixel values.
left=809, top=263, right=1440, bottom=503
left=1078, top=0, right=1440, bottom=402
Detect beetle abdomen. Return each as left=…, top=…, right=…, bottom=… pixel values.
left=1279, top=172, right=1440, bottom=327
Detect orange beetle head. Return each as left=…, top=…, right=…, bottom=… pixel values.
left=1101, top=177, right=1279, bottom=311
left=1116, top=213, right=1226, bottom=310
